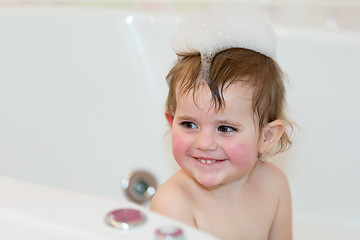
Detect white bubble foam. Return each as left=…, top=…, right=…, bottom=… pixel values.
left=171, top=3, right=276, bottom=59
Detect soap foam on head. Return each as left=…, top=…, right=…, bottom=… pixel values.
left=171, top=3, right=276, bottom=82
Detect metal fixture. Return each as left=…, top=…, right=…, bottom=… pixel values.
left=104, top=208, right=146, bottom=230
left=155, top=226, right=184, bottom=240
left=122, top=169, right=158, bottom=204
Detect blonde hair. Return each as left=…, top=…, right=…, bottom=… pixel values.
left=166, top=48, right=293, bottom=153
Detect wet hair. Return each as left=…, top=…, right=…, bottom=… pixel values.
left=166, top=48, right=293, bottom=153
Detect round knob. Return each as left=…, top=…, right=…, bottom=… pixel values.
left=122, top=170, right=158, bottom=204
left=155, top=226, right=184, bottom=240
left=104, top=208, right=146, bottom=230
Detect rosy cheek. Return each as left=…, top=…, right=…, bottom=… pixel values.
left=224, top=142, right=256, bottom=169
left=171, top=131, right=189, bottom=162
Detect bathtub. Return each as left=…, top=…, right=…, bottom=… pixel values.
left=0, top=3, right=359, bottom=239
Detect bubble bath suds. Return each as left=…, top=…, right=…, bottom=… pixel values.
left=171, top=3, right=276, bottom=83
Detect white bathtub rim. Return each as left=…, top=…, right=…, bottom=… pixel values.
left=0, top=207, right=106, bottom=240
left=0, top=175, right=219, bottom=240
left=2, top=175, right=359, bottom=239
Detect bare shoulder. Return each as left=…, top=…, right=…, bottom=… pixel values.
left=150, top=170, right=196, bottom=226
left=255, top=162, right=292, bottom=240
left=255, top=161, right=291, bottom=192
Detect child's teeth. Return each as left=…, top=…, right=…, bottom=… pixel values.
left=200, top=159, right=216, bottom=164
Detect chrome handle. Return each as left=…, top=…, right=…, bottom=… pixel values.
left=122, top=170, right=158, bottom=204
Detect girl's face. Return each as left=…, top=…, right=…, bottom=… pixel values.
left=169, top=82, right=263, bottom=188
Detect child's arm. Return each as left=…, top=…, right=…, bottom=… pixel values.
left=268, top=170, right=293, bottom=240
left=150, top=177, right=196, bottom=227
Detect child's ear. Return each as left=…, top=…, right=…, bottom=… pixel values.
left=259, top=120, right=285, bottom=154
left=165, top=112, right=174, bottom=128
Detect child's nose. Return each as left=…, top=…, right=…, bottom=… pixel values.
left=194, top=130, right=217, bottom=151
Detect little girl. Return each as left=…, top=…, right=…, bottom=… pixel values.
left=151, top=5, right=293, bottom=240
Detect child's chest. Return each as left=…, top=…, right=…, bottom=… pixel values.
left=193, top=195, right=277, bottom=240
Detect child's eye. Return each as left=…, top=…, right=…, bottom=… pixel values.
left=180, top=121, right=198, bottom=129
left=218, top=125, right=237, bottom=133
